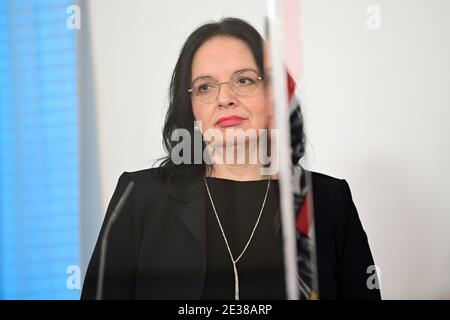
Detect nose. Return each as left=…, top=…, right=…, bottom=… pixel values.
left=216, top=82, right=236, bottom=108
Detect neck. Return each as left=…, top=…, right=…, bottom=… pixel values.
left=204, top=136, right=277, bottom=181
left=208, top=163, right=267, bottom=181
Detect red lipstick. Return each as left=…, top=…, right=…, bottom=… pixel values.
left=215, top=115, right=245, bottom=127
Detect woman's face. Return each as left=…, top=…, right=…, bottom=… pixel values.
left=191, top=36, right=270, bottom=138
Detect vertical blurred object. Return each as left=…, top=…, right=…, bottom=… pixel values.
left=266, top=0, right=319, bottom=300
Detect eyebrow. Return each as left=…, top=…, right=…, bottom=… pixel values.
left=191, top=67, right=259, bottom=84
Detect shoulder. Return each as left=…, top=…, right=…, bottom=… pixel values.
left=121, top=167, right=162, bottom=185
left=309, top=170, right=344, bottom=187
left=307, top=170, right=352, bottom=201
left=115, top=167, right=166, bottom=201
left=306, top=170, right=356, bottom=228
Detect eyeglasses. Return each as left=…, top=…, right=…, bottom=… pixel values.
left=188, top=69, right=264, bottom=103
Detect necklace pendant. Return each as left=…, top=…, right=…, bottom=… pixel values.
left=233, top=262, right=239, bottom=300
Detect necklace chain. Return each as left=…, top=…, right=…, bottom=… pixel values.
left=203, top=177, right=271, bottom=300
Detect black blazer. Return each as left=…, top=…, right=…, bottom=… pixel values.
left=81, top=168, right=381, bottom=300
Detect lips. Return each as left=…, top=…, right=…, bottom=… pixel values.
left=215, top=115, right=246, bottom=127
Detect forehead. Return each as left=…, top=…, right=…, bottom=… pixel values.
left=191, top=36, right=258, bottom=79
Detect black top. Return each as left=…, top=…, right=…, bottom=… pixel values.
left=201, top=177, right=285, bottom=299
left=81, top=168, right=381, bottom=300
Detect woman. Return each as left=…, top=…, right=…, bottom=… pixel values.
left=81, top=17, right=381, bottom=300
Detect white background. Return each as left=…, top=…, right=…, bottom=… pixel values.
left=80, top=0, right=450, bottom=299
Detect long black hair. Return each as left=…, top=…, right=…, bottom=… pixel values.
left=155, top=17, right=304, bottom=200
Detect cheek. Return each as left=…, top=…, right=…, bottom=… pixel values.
left=192, top=100, right=204, bottom=121
left=192, top=101, right=212, bottom=129
left=246, top=95, right=271, bottom=127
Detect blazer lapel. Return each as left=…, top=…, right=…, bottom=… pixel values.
left=177, top=175, right=207, bottom=253
left=173, top=174, right=207, bottom=298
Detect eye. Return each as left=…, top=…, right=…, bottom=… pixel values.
left=235, top=76, right=255, bottom=86
left=195, top=83, right=214, bottom=95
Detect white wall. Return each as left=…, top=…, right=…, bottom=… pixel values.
left=299, top=0, right=450, bottom=299
left=82, top=0, right=450, bottom=299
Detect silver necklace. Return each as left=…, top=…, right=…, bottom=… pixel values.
left=203, top=176, right=271, bottom=300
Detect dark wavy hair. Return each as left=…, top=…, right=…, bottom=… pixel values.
left=155, top=17, right=304, bottom=201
